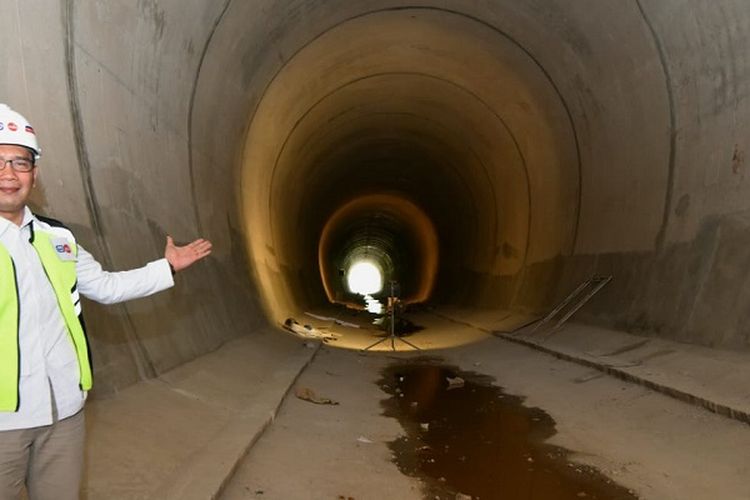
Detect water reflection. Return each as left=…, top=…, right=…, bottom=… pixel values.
left=364, top=294, right=384, bottom=314
left=379, top=361, right=638, bottom=500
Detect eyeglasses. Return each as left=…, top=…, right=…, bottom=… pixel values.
left=0, top=157, right=35, bottom=173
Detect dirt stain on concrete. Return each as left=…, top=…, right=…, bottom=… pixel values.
left=379, top=360, right=638, bottom=500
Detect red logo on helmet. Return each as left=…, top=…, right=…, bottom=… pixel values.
left=24, top=125, right=34, bottom=135
left=7, top=123, right=17, bottom=132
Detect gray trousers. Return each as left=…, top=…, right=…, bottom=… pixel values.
left=0, top=410, right=85, bottom=500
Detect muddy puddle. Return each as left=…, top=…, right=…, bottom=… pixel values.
left=379, top=360, right=638, bottom=500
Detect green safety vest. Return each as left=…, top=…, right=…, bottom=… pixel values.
left=0, top=227, right=93, bottom=412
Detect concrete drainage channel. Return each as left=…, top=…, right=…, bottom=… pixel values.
left=434, top=312, right=750, bottom=428
left=156, top=343, right=322, bottom=500
left=494, top=332, right=750, bottom=427
left=81, top=333, right=321, bottom=500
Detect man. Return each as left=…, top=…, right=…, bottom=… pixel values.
left=0, top=103, right=212, bottom=499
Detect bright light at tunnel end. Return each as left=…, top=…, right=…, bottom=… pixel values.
left=346, top=260, right=383, bottom=296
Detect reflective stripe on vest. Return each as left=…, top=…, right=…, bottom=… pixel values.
left=30, top=231, right=93, bottom=393
left=0, top=245, right=19, bottom=412
left=0, top=230, right=93, bottom=412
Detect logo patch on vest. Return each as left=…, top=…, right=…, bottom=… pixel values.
left=51, top=238, right=76, bottom=262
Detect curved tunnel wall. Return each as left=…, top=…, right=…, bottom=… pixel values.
left=239, top=7, right=581, bottom=319
left=4, top=0, right=750, bottom=396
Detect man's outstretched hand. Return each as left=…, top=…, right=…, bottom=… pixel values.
left=165, top=236, right=212, bottom=273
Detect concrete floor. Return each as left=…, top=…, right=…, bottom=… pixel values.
left=79, top=315, right=750, bottom=499
left=81, top=329, right=317, bottom=500
left=220, top=348, right=422, bottom=500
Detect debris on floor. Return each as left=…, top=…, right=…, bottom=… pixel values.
left=357, top=436, right=374, bottom=444
left=304, top=311, right=361, bottom=328
left=380, top=362, right=639, bottom=500
left=446, top=375, right=465, bottom=390
left=283, top=318, right=341, bottom=342
left=294, top=386, right=339, bottom=405
left=373, top=314, right=424, bottom=335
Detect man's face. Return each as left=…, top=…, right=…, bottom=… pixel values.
left=0, top=144, right=37, bottom=224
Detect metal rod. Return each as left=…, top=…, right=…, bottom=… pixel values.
left=360, top=281, right=421, bottom=352
left=552, top=275, right=612, bottom=330
left=531, top=279, right=591, bottom=333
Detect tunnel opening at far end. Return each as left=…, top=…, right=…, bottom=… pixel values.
left=319, top=194, right=439, bottom=312
left=346, top=261, right=384, bottom=296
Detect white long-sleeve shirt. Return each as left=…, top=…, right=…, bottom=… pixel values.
left=0, top=207, right=174, bottom=431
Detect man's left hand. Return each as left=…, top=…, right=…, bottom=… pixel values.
left=165, top=236, right=212, bottom=273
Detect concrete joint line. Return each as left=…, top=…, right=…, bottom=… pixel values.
left=187, top=0, right=233, bottom=234
left=635, top=0, right=678, bottom=252
left=431, top=311, right=750, bottom=427
left=156, top=342, right=321, bottom=500
left=62, top=0, right=157, bottom=380
left=210, top=343, right=322, bottom=500
left=496, top=332, right=750, bottom=427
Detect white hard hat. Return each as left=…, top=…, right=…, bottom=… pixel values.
left=0, top=104, right=41, bottom=160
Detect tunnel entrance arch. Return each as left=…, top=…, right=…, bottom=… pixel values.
left=239, top=7, right=580, bottom=325
left=318, top=193, right=439, bottom=309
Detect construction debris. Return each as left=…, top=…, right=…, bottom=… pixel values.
left=283, top=318, right=341, bottom=342
left=446, top=376, right=465, bottom=390
left=304, top=311, right=360, bottom=328
left=294, top=387, right=339, bottom=405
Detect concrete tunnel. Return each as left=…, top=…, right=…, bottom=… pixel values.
left=4, top=0, right=750, bottom=464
